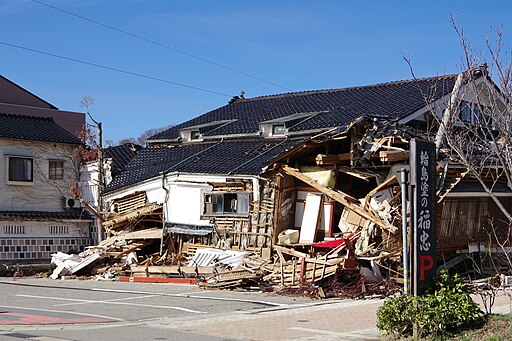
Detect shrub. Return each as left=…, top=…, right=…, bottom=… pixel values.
left=376, top=271, right=484, bottom=338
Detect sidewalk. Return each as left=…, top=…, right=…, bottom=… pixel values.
left=159, top=291, right=512, bottom=341
left=159, top=299, right=384, bottom=341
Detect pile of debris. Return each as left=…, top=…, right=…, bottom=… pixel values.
left=51, top=192, right=166, bottom=280
left=50, top=227, right=163, bottom=279
left=50, top=141, right=405, bottom=298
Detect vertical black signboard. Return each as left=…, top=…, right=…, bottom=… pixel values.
left=410, top=139, right=436, bottom=296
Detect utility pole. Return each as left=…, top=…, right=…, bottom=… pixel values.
left=82, top=97, right=104, bottom=243
left=96, top=121, right=104, bottom=242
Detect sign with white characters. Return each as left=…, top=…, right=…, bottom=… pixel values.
left=410, top=139, right=437, bottom=296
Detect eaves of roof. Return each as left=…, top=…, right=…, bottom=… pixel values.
left=0, top=113, right=82, bottom=144
left=0, top=210, right=92, bottom=221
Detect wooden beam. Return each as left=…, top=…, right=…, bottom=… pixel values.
left=274, top=245, right=309, bottom=258
left=282, top=166, right=397, bottom=233
left=337, top=166, right=377, bottom=181
left=315, top=153, right=351, bottom=165
left=102, top=203, right=162, bottom=229
left=378, top=150, right=410, bottom=162
left=364, top=176, right=398, bottom=209
left=80, top=198, right=105, bottom=222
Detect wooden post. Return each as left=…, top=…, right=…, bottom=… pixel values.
left=312, top=261, right=317, bottom=283
left=292, top=259, right=296, bottom=285
left=300, top=257, right=306, bottom=283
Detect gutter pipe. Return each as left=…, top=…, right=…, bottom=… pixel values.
left=400, top=168, right=410, bottom=295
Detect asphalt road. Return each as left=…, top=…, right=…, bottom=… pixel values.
left=0, top=278, right=315, bottom=340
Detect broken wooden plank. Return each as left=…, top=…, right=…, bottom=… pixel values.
left=365, top=176, right=398, bottom=206
left=96, top=228, right=163, bottom=248
left=315, top=153, right=351, bottom=165
left=377, top=150, right=410, bottom=162
left=130, top=265, right=213, bottom=275
left=437, top=170, right=469, bottom=203
left=273, top=245, right=310, bottom=259
left=337, top=166, right=377, bottom=181
left=299, top=193, right=322, bottom=243
left=282, top=165, right=397, bottom=233
left=79, top=198, right=105, bottom=222
left=113, top=191, right=147, bottom=215
left=102, top=203, right=162, bottom=229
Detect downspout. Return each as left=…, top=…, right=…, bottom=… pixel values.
left=160, top=172, right=170, bottom=255
left=434, top=73, right=465, bottom=150
left=400, top=168, right=410, bottom=295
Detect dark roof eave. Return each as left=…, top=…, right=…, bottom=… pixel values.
left=0, top=136, right=81, bottom=145
left=145, top=138, right=181, bottom=144
left=103, top=171, right=264, bottom=196
left=202, top=132, right=260, bottom=140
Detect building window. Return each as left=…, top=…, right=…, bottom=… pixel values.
left=49, top=160, right=64, bottom=180
left=459, top=102, right=472, bottom=123
left=190, top=130, right=201, bottom=140
left=8, top=157, right=33, bottom=182
left=272, top=124, right=286, bottom=135
left=204, top=192, right=250, bottom=216
left=459, top=101, right=492, bottom=125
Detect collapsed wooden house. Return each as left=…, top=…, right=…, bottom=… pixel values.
left=73, top=66, right=511, bottom=285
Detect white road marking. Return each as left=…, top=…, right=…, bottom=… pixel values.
left=0, top=305, right=124, bottom=322
left=27, top=337, right=73, bottom=341
left=91, top=287, right=285, bottom=307
left=17, top=294, right=205, bottom=314
left=54, top=294, right=157, bottom=306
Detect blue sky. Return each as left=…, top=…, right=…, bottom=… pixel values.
left=1, top=0, right=511, bottom=143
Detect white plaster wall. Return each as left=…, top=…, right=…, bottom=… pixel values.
left=0, top=138, right=78, bottom=212
left=79, top=159, right=113, bottom=208
left=166, top=183, right=212, bottom=226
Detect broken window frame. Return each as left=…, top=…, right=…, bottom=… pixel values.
left=458, top=101, right=492, bottom=126
left=203, top=192, right=250, bottom=217
left=292, top=188, right=334, bottom=237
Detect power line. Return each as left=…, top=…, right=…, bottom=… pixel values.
left=30, top=0, right=292, bottom=92
left=0, top=41, right=231, bottom=97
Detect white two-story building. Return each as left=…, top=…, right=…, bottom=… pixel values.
left=0, top=76, right=93, bottom=261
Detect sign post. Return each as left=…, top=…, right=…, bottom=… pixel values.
left=410, top=139, right=437, bottom=296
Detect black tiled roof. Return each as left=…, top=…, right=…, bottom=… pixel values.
left=0, top=210, right=92, bottom=221
left=109, top=74, right=463, bottom=193
left=104, top=143, right=142, bottom=177
left=105, top=138, right=302, bottom=192
left=149, top=75, right=458, bottom=141
left=0, top=113, right=81, bottom=144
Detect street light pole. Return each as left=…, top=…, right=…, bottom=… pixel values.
left=96, top=121, right=104, bottom=242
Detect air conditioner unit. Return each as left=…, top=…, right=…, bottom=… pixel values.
left=64, top=196, right=82, bottom=209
